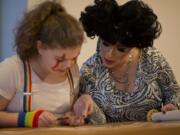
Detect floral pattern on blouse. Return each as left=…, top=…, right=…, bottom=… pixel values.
left=79, top=47, right=180, bottom=122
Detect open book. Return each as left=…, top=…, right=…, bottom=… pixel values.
left=151, top=110, right=180, bottom=122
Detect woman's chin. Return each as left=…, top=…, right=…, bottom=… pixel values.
left=103, top=62, right=115, bottom=69
left=102, top=60, right=115, bottom=69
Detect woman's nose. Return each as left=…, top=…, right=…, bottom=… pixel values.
left=106, top=46, right=115, bottom=57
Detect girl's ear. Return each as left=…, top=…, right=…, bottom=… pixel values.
left=36, top=40, right=47, bottom=55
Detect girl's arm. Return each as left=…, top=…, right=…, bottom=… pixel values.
left=0, top=95, right=57, bottom=128
left=0, top=95, right=19, bottom=127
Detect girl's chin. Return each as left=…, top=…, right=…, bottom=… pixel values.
left=57, top=70, right=67, bottom=74
left=52, top=69, right=67, bottom=75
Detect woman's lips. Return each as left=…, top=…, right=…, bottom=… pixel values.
left=104, top=58, right=114, bottom=65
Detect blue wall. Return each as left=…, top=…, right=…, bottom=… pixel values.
left=0, top=0, right=27, bottom=61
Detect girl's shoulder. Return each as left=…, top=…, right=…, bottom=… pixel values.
left=0, top=55, right=23, bottom=100
left=0, top=55, right=23, bottom=74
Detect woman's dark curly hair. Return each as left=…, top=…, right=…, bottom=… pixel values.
left=80, top=0, right=162, bottom=48
left=15, top=1, right=84, bottom=61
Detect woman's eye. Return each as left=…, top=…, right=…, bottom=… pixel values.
left=102, top=41, right=111, bottom=47
left=117, top=48, right=126, bottom=52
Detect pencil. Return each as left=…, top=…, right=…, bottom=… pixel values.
left=161, top=103, right=166, bottom=114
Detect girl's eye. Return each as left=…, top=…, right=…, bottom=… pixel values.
left=57, top=59, right=64, bottom=63
left=73, top=57, right=77, bottom=62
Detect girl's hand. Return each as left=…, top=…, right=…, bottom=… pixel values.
left=161, top=103, right=177, bottom=113
left=38, top=111, right=57, bottom=127
left=73, top=94, right=94, bottom=118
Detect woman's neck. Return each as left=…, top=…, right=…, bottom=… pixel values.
left=109, top=48, right=141, bottom=93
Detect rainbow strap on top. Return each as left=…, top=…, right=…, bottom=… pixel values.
left=22, top=62, right=75, bottom=112
left=66, top=69, right=75, bottom=96
left=23, top=62, right=32, bottom=112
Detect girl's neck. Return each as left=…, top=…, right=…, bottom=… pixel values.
left=29, top=57, right=49, bottom=81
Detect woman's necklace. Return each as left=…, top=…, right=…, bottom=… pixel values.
left=109, top=53, right=133, bottom=92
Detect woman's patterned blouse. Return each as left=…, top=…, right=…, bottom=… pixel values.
left=79, top=47, right=180, bottom=122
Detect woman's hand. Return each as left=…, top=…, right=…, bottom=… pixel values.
left=58, top=111, right=85, bottom=126
left=38, top=111, right=57, bottom=127
left=161, top=103, right=177, bottom=113
left=73, top=94, right=94, bottom=118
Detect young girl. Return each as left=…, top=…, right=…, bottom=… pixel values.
left=0, top=1, right=85, bottom=127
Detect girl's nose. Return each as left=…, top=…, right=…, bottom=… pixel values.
left=63, top=60, right=73, bottom=70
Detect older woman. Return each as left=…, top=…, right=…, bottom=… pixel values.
left=74, top=0, right=180, bottom=122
